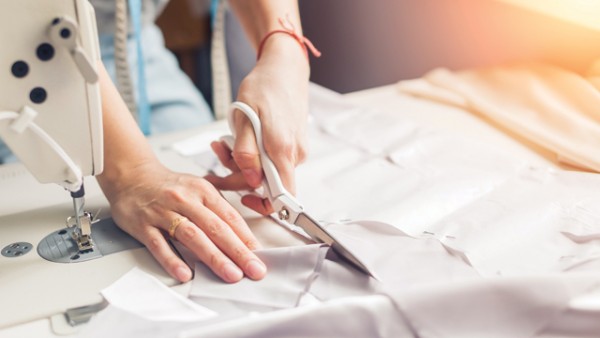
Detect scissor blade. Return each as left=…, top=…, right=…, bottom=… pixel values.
left=294, top=213, right=378, bottom=279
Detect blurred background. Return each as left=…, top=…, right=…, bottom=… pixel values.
left=155, top=0, right=600, bottom=99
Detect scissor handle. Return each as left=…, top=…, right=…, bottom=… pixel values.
left=226, top=102, right=294, bottom=205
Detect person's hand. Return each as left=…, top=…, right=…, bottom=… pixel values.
left=206, top=35, right=311, bottom=215
left=100, top=160, right=267, bottom=284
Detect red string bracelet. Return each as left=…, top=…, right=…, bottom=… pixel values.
left=256, top=14, right=322, bottom=61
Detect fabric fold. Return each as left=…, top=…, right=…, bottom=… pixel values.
left=398, top=62, right=600, bottom=172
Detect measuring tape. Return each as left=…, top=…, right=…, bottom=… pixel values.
left=210, top=0, right=232, bottom=121
left=114, top=0, right=151, bottom=135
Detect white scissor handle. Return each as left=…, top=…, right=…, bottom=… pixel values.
left=227, top=102, right=288, bottom=200
left=223, top=102, right=304, bottom=220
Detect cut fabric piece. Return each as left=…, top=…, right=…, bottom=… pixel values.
left=78, top=268, right=216, bottom=338
left=389, top=274, right=600, bottom=338
left=322, top=221, right=478, bottom=288
left=308, top=251, right=377, bottom=301
left=426, top=167, right=600, bottom=277
left=100, top=267, right=215, bottom=322
left=190, top=244, right=328, bottom=309
left=398, top=62, right=600, bottom=172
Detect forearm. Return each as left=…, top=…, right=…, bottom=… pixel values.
left=95, top=63, right=158, bottom=197
left=228, top=0, right=302, bottom=49
left=229, top=0, right=309, bottom=79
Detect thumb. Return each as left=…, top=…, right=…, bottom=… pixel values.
left=232, top=120, right=263, bottom=189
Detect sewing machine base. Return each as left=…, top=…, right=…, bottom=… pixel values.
left=37, top=217, right=143, bottom=263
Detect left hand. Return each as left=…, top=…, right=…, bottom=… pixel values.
left=206, top=35, right=311, bottom=215
left=99, top=160, right=266, bottom=284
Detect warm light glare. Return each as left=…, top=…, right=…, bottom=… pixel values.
left=498, top=0, right=600, bottom=32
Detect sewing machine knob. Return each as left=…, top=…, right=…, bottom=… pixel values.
left=48, top=16, right=98, bottom=83
left=29, top=87, right=47, bottom=104
left=36, top=43, right=55, bottom=61
left=11, top=61, right=29, bottom=78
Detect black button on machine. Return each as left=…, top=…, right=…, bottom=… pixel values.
left=60, top=28, right=71, bottom=39
left=11, top=61, right=29, bottom=78
left=30, top=87, right=47, bottom=104
left=36, top=43, right=55, bottom=61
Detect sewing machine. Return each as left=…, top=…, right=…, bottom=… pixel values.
left=0, top=0, right=163, bottom=333
left=0, top=0, right=101, bottom=255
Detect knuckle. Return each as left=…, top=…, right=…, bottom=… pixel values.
left=209, top=252, right=221, bottom=268
left=232, top=151, right=259, bottom=169
left=164, top=188, right=186, bottom=204
left=165, top=257, right=181, bottom=273
left=268, top=137, right=295, bottom=161
left=195, top=179, right=214, bottom=191
left=221, top=209, right=241, bottom=226
left=201, top=188, right=222, bottom=206
left=244, top=238, right=259, bottom=250
left=233, top=246, right=250, bottom=262
left=297, top=144, right=308, bottom=164
left=204, top=221, right=225, bottom=238
left=178, top=224, right=197, bottom=242
left=146, top=235, right=163, bottom=252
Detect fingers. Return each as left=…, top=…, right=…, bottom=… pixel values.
left=231, top=119, right=263, bottom=189
left=171, top=193, right=266, bottom=282
left=210, top=141, right=239, bottom=173
left=168, top=215, right=243, bottom=283
left=136, top=226, right=193, bottom=283
left=204, top=192, right=263, bottom=251
left=270, top=156, right=297, bottom=195
left=241, top=195, right=273, bottom=216
left=205, top=172, right=251, bottom=191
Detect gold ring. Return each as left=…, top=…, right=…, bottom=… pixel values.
left=168, top=217, right=186, bottom=239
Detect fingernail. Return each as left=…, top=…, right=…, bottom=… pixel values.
left=175, top=266, right=192, bottom=282
left=223, top=263, right=243, bottom=282
left=242, top=169, right=261, bottom=187
left=246, top=259, right=267, bottom=280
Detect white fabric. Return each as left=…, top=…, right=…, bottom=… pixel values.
left=81, top=84, right=600, bottom=337
left=79, top=268, right=216, bottom=338
left=426, top=168, right=600, bottom=277
left=397, top=63, right=600, bottom=172
left=390, top=274, right=600, bottom=338
left=190, top=244, right=328, bottom=309
left=99, top=267, right=215, bottom=322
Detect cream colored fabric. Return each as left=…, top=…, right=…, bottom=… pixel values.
left=398, top=63, right=600, bottom=172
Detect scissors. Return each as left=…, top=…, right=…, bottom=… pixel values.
left=220, top=101, right=378, bottom=279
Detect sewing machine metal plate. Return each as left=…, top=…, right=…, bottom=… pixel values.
left=0, top=168, right=173, bottom=330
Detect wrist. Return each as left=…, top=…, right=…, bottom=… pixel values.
left=255, top=15, right=320, bottom=79
left=257, top=34, right=311, bottom=79
left=97, top=156, right=159, bottom=199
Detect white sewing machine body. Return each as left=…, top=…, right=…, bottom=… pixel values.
left=0, top=0, right=159, bottom=333
left=0, top=0, right=102, bottom=188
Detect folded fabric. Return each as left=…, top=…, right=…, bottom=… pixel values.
left=398, top=62, right=600, bottom=172
left=100, top=267, right=215, bottom=322
left=78, top=268, right=216, bottom=338
left=190, top=244, right=328, bottom=309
